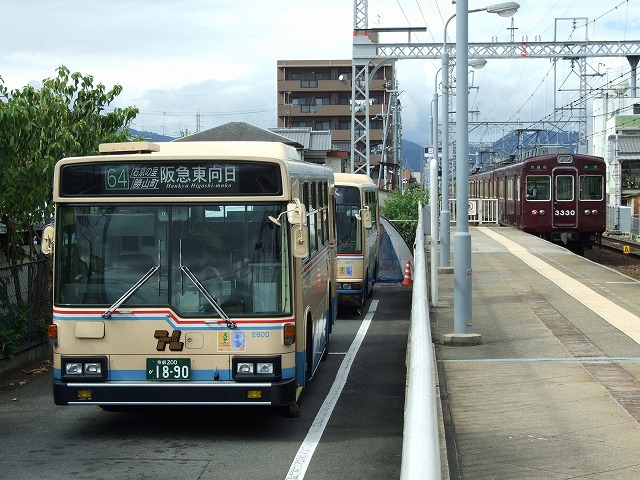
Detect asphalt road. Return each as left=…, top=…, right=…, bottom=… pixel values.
left=0, top=284, right=410, bottom=480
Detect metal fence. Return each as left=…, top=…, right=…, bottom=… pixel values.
left=450, top=198, right=499, bottom=225
left=0, top=260, right=52, bottom=359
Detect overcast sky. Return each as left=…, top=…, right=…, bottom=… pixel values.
left=2, top=0, right=639, bottom=153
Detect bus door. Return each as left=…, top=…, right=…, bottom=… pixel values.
left=552, top=167, right=578, bottom=228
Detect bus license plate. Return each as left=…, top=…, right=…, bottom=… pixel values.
left=146, top=358, right=191, bottom=380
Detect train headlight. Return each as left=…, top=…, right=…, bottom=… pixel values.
left=592, top=209, right=598, bottom=216
left=532, top=210, right=539, bottom=216
left=539, top=209, right=545, bottom=216
left=584, top=209, right=591, bottom=215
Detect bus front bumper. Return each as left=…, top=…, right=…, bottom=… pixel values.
left=53, top=378, right=297, bottom=407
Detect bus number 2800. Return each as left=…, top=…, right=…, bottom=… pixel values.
left=252, top=332, right=270, bottom=338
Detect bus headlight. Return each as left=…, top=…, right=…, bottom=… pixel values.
left=84, top=363, right=102, bottom=375
left=65, top=363, right=83, bottom=375
left=232, top=356, right=281, bottom=382
left=62, top=356, right=108, bottom=382
left=257, top=362, right=274, bottom=374
left=236, top=362, right=254, bottom=374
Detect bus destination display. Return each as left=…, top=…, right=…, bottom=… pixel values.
left=60, top=162, right=282, bottom=197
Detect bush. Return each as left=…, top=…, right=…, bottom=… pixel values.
left=381, top=185, right=430, bottom=248
left=0, top=303, right=29, bottom=362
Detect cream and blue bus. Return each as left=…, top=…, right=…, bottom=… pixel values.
left=43, top=141, right=335, bottom=413
left=334, top=173, right=381, bottom=313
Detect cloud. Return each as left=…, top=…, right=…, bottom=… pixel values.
left=3, top=0, right=640, bottom=146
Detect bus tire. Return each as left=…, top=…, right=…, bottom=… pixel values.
left=306, top=317, right=313, bottom=380
left=322, top=321, right=329, bottom=361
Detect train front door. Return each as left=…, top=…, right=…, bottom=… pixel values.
left=552, top=167, right=578, bottom=228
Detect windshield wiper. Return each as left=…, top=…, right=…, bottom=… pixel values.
left=180, top=265, right=237, bottom=329
left=102, top=266, right=159, bottom=319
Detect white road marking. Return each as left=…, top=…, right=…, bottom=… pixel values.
left=478, top=227, right=640, bottom=345
left=285, top=300, right=378, bottom=480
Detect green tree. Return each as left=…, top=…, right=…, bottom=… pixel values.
left=0, top=65, right=139, bottom=264
left=381, top=185, right=430, bottom=248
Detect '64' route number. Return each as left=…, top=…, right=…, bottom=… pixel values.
left=554, top=209, right=575, bottom=216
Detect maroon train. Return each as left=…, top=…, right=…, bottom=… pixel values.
left=469, top=152, right=606, bottom=253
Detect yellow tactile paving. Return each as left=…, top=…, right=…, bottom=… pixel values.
left=478, top=227, right=640, bottom=345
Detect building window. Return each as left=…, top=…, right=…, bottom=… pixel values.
left=339, top=121, right=351, bottom=130
left=315, top=121, right=330, bottom=130
left=301, top=80, right=318, bottom=88
left=301, top=105, right=318, bottom=113
left=290, top=72, right=302, bottom=80
left=292, top=122, right=310, bottom=128
left=634, top=103, right=640, bottom=115
left=315, top=97, right=330, bottom=105
left=315, top=72, right=330, bottom=80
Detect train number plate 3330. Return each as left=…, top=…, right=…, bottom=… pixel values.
left=146, top=358, right=191, bottom=380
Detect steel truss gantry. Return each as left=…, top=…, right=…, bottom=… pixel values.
left=350, top=0, right=640, bottom=175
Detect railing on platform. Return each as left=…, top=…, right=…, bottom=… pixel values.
left=400, top=203, right=442, bottom=480
left=450, top=198, right=499, bottom=225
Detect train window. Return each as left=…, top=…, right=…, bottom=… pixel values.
left=526, top=175, right=550, bottom=200
left=555, top=176, right=574, bottom=201
left=579, top=176, right=603, bottom=201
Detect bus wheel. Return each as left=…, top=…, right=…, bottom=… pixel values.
left=286, top=402, right=302, bottom=418
left=306, top=318, right=313, bottom=380
left=322, top=324, right=329, bottom=361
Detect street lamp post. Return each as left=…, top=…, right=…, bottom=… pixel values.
left=440, top=2, right=519, bottom=271
left=448, top=0, right=519, bottom=341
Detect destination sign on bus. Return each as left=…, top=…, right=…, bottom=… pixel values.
left=60, top=161, right=282, bottom=197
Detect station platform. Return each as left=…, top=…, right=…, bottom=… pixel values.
left=430, top=226, right=640, bottom=479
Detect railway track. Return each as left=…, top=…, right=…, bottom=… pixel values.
left=583, top=235, right=640, bottom=281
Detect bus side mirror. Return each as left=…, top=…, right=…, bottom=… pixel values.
left=356, top=206, right=372, bottom=229
left=361, top=209, right=372, bottom=229
left=292, top=225, right=309, bottom=258
left=287, top=199, right=306, bottom=226
left=41, top=224, right=55, bottom=255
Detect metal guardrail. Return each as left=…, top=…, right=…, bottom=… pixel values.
left=0, top=260, right=52, bottom=360
left=400, top=203, right=442, bottom=479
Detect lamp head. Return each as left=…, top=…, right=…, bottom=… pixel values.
left=469, top=59, right=487, bottom=69
left=486, top=2, right=520, bottom=17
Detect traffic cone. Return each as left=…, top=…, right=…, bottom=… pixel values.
left=401, top=260, right=413, bottom=286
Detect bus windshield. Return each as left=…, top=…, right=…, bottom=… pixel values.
left=53, top=203, right=291, bottom=316
left=335, top=186, right=362, bottom=254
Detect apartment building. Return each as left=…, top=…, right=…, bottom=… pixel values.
left=592, top=93, right=640, bottom=214
left=276, top=59, right=398, bottom=177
